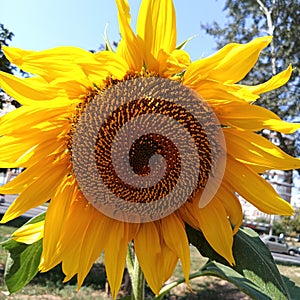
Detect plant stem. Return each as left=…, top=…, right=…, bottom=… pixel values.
left=131, top=254, right=145, bottom=300
left=127, top=243, right=145, bottom=300
left=127, top=248, right=145, bottom=300
left=126, top=243, right=134, bottom=277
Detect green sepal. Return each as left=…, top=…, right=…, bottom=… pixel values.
left=176, top=35, right=196, bottom=50
left=186, top=225, right=292, bottom=299
left=103, top=23, right=114, bottom=52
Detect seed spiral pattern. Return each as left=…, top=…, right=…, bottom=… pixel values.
left=72, top=77, right=226, bottom=223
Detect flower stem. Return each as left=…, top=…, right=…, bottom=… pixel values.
left=126, top=243, right=134, bottom=277
left=127, top=243, right=145, bottom=300
left=132, top=255, right=145, bottom=300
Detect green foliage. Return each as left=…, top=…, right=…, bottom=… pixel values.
left=185, top=225, right=296, bottom=299
left=273, top=208, right=300, bottom=236
left=155, top=260, right=273, bottom=300
left=290, top=208, right=300, bottom=234
left=273, top=220, right=287, bottom=236
left=200, top=262, right=272, bottom=300
left=254, top=216, right=270, bottom=224
left=1, top=238, right=43, bottom=294
left=0, top=213, right=45, bottom=294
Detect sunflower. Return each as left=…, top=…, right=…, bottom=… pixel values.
left=0, top=0, right=299, bottom=297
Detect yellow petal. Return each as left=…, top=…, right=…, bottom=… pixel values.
left=40, top=192, right=89, bottom=277
left=116, top=0, right=143, bottom=71
left=80, top=51, right=129, bottom=84
left=134, top=222, right=163, bottom=294
left=5, top=120, right=67, bottom=139
left=216, top=102, right=300, bottom=133
left=0, top=72, right=71, bottom=107
left=225, top=157, right=294, bottom=216
left=161, top=214, right=190, bottom=284
left=77, top=211, right=108, bottom=288
left=42, top=175, right=75, bottom=271
left=0, top=136, right=39, bottom=167
left=214, top=185, right=243, bottom=234
left=3, top=46, right=93, bottom=83
left=245, top=65, right=293, bottom=95
left=184, top=43, right=237, bottom=86
left=208, top=36, right=272, bottom=83
left=137, top=0, right=176, bottom=72
left=159, top=49, right=190, bottom=77
left=179, top=199, right=235, bottom=264
left=0, top=126, right=66, bottom=167
left=224, top=128, right=300, bottom=171
left=51, top=77, right=91, bottom=100
left=0, top=135, right=66, bottom=169
left=161, top=243, right=178, bottom=282
left=12, top=221, right=44, bottom=244
left=0, top=156, right=68, bottom=223
left=198, top=200, right=235, bottom=265
left=0, top=105, right=71, bottom=136
left=178, top=202, right=201, bottom=230
left=2, top=46, right=33, bottom=63
left=0, top=154, right=59, bottom=194
left=188, top=79, right=259, bottom=103
left=104, top=220, right=130, bottom=298
left=184, top=36, right=271, bottom=85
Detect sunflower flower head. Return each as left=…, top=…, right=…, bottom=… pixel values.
left=0, top=0, right=299, bottom=297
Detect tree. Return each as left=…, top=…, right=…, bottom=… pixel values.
left=0, top=23, right=15, bottom=109
left=0, top=24, right=14, bottom=73
left=273, top=209, right=300, bottom=236
left=272, top=219, right=286, bottom=236
left=0, top=24, right=21, bottom=109
left=202, top=0, right=300, bottom=157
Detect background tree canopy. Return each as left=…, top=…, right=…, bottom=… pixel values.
left=0, top=23, right=14, bottom=74
left=202, top=0, right=300, bottom=157
left=0, top=23, right=15, bottom=109
left=0, top=23, right=21, bottom=109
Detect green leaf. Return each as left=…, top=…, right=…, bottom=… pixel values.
left=201, top=261, right=272, bottom=300
left=233, top=227, right=290, bottom=299
left=186, top=225, right=291, bottom=299
left=2, top=238, right=42, bottom=293
left=155, top=261, right=271, bottom=300
left=0, top=213, right=45, bottom=294
left=281, top=275, right=300, bottom=300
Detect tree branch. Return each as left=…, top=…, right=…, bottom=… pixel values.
left=256, top=0, right=277, bottom=75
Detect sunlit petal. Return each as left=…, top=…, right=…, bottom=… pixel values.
left=137, top=0, right=176, bottom=72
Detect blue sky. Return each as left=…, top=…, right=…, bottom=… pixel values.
left=1, top=0, right=226, bottom=61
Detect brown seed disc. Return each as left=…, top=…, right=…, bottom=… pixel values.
left=72, top=77, right=226, bottom=223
